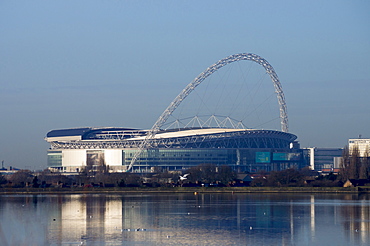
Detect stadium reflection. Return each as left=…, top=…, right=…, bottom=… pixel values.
left=1, top=193, right=370, bottom=245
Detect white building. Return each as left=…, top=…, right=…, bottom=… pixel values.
left=349, top=139, right=370, bottom=157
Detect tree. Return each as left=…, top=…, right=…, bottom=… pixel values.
left=9, top=170, right=33, bottom=187
left=299, top=166, right=315, bottom=177
left=310, top=172, right=341, bottom=187
left=199, top=164, right=218, bottom=183
left=250, top=176, right=267, bottom=187
left=339, top=146, right=351, bottom=181
left=185, top=164, right=237, bottom=185
left=186, top=164, right=218, bottom=184
left=117, top=173, right=142, bottom=187
left=108, top=173, right=131, bottom=186
left=349, top=145, right=361, bottom=179
left=360, top=148, right=370, bottom=179
left=340, top=145, right=364, bottom=181
left=150, top=171, right=178, bottom=186
left=216, top=165, right=236, bottom=184
left=38, top=169, right=73, bottom=187
left=32, top=176, right=39, bottom=188
left=186, top=166, right=203, bottom=183
left=0, top=173, right=7, bottom=187
left=266, top=168, right=305, bottom=187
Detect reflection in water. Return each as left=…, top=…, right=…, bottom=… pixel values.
left=339, top=194, right=370, bottom=246
left=0, top=193, right=370, bottom=245
left=310, top=195, right=315, bottom=239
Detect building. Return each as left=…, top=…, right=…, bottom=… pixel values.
left=45, top=126, right=304, bottom=173
left=304, top=148, right=343, bottom=172
left=44, top=53, right=304, bottom=173
left=349, top=139, right=370, bottom=157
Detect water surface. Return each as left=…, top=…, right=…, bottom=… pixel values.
left=0, top=192, right=369, bottom=245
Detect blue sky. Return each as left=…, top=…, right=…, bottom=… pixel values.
left=1, top=0, right=369, bottom=170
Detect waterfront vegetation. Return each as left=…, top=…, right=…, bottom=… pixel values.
left=0, top=166, right=368, bottom=193
left=1, top=145, right=369, bottom=192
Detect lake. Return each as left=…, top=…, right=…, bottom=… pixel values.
left=0, top=192, right=369, bottom=245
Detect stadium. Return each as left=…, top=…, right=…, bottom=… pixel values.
left=45, top=53, right=303, bottom=173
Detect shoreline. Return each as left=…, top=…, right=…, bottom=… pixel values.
left=0, top=186, right=368, bottom=195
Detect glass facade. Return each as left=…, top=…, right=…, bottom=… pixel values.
left=46, top=148, right=304, bottom=173
left=304, top=148, right=343, bottom=171
left=123, top=149, right=235, bottom=172
left=123, top=148, right=303, bottom=173
left=86, top=150, right=105, bottom=167
left=47, top=151, right=62, bottom=167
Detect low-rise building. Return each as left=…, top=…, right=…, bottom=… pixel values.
left=304, top=148, right=343, bottom=172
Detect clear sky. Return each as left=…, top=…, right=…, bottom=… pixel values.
left=1, top=0, right=369, bottom=170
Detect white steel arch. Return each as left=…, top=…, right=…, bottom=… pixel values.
left=127, top=53, right=288, bottom=171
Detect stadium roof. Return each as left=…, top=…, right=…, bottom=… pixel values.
left=131, top=128, right=252, bottom=140
left=46, top=127, right=141, bottom=137
left=46, top=126, right=296, bottom=143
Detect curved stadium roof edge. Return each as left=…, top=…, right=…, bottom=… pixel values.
left=45, top=126, right=297, bottom=143
left=46, top=127, right=142, bottom=138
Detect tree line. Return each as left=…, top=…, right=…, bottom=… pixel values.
left=1, top=145, right=369, bottom=189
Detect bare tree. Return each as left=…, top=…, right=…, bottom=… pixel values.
left=217, top=165, right=236, bottom=184
left=117, top=173, right=142, bottom=187
left=339, top=146, right=351, bottom=181
left=340, top=145, right=367, bottom=181
left=185, top=164, right=236, bottom=185
left=360, top=147, right=370, bottom=179
left=349, top=145, right=361, bottom=179
left=186, top=163, right=218, bottom=183
left=9, top=170, right=33, bottom=187
left=266, top=168, right=305, bottom=187
left=0, top=173, right=7, bottom=186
